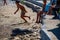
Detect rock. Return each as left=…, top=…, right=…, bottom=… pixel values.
left=14, top=36, right=20, bottom=40
left=0, top=38, right=9, bottom=40
left=32, top=32, right=37, bottom=36
left=4, top=38, right=9, bottom=40
left=25, top=34, right=30, bottom=38
left=36, top=36, right=41, bottom=39
left=23, top=37, right=30, bottom=40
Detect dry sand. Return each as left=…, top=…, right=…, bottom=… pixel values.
left=0, top=3, right=41, bottom=40
left=0, top=2, right=60, bottom=40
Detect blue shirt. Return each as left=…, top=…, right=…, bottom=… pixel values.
left=44, top=0, right=57, bottom=12
left=44, top=3, right=51, bottom=12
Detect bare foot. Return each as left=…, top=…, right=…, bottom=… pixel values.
left=24, top=21, right=28, bottom=23
left=29, top=17, right=31, bottom=19
left=35, top=21, right=39, bottom=23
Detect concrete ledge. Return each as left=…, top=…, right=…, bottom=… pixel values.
left=25, top=0, right=43, bottom=7
left=24, top=1, right=42, bottom=12
left=24, top=1, right=41, bottom=7
left=40, top=29, right=51, bottom=40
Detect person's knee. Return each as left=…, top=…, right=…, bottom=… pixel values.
left=21, top=15, right=23, bottom=18
left=21, top=15, right=24, bottom=18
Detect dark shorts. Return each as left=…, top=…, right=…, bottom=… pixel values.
left=21, top=11, right=25, bottom=16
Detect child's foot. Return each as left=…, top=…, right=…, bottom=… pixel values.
left=29, top=17, right=31, bottom=19
left=24, top=21, right=28, bottom=23
left=35, top=21, right=39, bottom=23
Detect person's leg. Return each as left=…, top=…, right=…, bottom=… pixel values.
left=21, top=11, right=31, bottom=22
left=36, top=13, right=40, bottom=23
left=39, top=11, right=43, bottom=23
left=38, top=15, right=41, bottom=23
left=21, top=11, right=28, bottom=22
left=21, top=16, right=28, bottom=22
left=3, top=0, right=5, bottom=5
left=36, top=11, right=41, bottom=23
left=23, top=16, right=30, bottom=19
left=57, top=9, right=60, bottom=19
left=4, top=0, right=7, bottom=5
left=52, top=8, right=58, bottom=19
left=36, top=11, right=43, bottom=23
left=59, top=14, right=60, bottom=20
left=58, top=9, right=60, bottom=20
left=58, top=14, right=60, bottom=20
left=5, top=1, right=7, bottom=5
left=23, top=11, right=31, bottom=19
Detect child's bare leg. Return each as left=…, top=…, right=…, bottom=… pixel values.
left=39, top=11, right=43, bottom=23
left=5, top=2, right=7, bottom=5
left=21, top=16, right=28, bottom=22
left=4, top=0, right=7, bottom=5
left=36, top=14, right=38, bottom=23
left=21, top=11, right=30, bottom=20
left=36, top=11, right=42, bottom=23
left=39, top=15, right=41, bottom=23
left=36, top=13, right=40, bottom=23
left=23, top=16, right=30, bottom=19
left=4, top=2, right=5, bottom=5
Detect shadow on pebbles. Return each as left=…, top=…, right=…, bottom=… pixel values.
left=0, top=23, right=41, bottom=40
